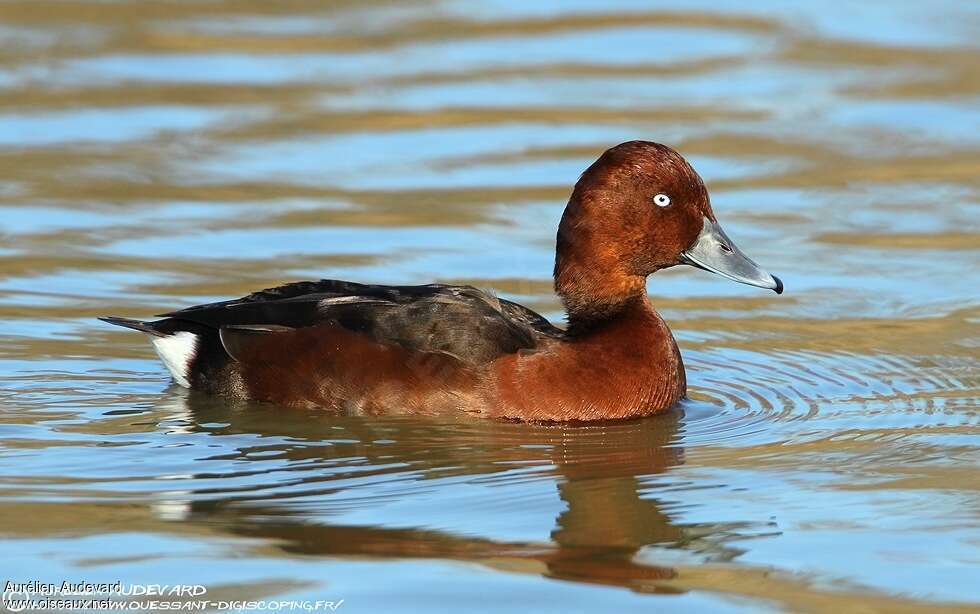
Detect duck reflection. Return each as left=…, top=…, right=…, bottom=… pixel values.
left=154, top=390, right=719, bottom=593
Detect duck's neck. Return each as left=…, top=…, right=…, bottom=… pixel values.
left=554, top=253, right=649, bottom=334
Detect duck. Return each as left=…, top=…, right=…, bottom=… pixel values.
left=101, top=141, right=782, bottom=421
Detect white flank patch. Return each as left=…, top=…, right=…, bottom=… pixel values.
left=149, top=332, right=198, bottom=388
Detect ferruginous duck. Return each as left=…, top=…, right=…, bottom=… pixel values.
left=102, top=141, right=782, bottom=421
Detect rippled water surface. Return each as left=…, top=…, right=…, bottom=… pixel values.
left=1, top=1, right=978, bottom=612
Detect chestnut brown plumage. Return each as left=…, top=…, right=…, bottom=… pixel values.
left=101, top=141, right=782, bottom=421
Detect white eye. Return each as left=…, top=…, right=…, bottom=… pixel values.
left=653, top=193, right=671, bottom=207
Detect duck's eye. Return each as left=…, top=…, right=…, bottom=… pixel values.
left=652, top=193, right=671, bottom=207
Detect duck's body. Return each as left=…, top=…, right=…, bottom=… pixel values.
left=103, top=281, right=683, bottom=420
left=103, top=141, right=781, bottom=421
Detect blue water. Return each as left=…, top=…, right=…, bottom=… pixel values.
left=0, top=1, right=977, bottom=612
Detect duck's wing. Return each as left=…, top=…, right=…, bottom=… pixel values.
left=159, top=280, right=563, bottom=365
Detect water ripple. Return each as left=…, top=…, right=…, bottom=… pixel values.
left=681, top=348, right=977, bottom=447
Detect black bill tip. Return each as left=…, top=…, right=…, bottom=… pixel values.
left=772, top=275, right=784, bottom=295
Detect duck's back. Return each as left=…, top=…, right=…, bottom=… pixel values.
left=102, top=280, right=563, bottom=408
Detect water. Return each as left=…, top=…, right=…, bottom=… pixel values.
left=1, top=1, right=978, bottom=612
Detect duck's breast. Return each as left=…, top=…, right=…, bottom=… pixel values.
left=486, top=308, right=685, bottom=421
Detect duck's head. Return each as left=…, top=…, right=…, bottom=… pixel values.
left=555, top=140, right=782, bottom=320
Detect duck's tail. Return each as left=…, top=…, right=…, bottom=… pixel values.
left=100, top=316, right=199, bottom=388
left=99, top=316, right=167, bottom=337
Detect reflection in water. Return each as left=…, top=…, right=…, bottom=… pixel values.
left=0, top=0, right=978, bottom=612
left=140, top=390, right=796, bottom=597
left=165, top=392, right=685, bottom=592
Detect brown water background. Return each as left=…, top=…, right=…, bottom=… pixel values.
left=0, top=1, right=978, bottom=612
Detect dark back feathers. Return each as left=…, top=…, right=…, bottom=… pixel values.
left=160, top=280, right=563, bottom=365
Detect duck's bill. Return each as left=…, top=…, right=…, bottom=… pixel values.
left=680, top=217, right=783, bottom=294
